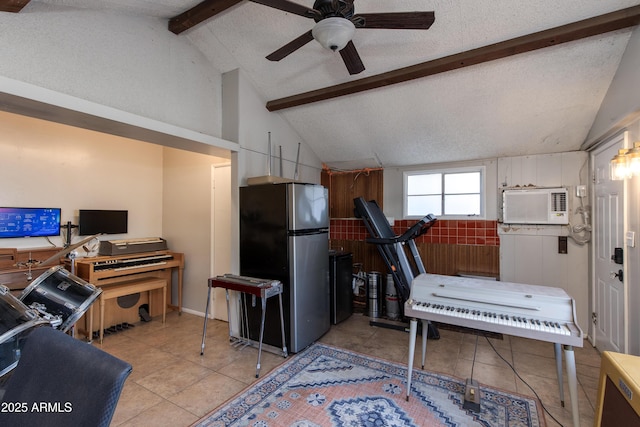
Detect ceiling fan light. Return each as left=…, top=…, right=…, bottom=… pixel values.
left=312, top=17, right=355, bottom=52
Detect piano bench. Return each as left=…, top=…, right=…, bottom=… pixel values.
left=97, top=278, right=167, bottom=343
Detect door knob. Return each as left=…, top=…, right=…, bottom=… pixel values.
left=611, top=269, right=623, bottom=282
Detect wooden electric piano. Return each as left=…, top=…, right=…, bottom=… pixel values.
left=71, top=250, right=184, bottom=334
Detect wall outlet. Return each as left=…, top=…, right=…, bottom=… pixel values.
left=559, top=236, right=568, bottom=254
left=576, top=185, right=587, bottom=198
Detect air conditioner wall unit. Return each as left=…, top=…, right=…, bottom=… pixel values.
left=502, top=187, right=569, bottom=225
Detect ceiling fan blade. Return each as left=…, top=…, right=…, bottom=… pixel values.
left=249, top=0, right=319, bottom=19
left=339, top=41, right=365, bottom=75
left=169, top=0, right=243, bottom=34
left=352, top=12, right=435, bottom=29
left=266, top=30, right=314, bottom=61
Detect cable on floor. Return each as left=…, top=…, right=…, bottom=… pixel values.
left=483, top=334, right=565, bottom=427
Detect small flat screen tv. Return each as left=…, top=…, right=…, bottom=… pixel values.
left=78, top=210, right=128, bottom=235
left=0, top=207, right=62, bottom=238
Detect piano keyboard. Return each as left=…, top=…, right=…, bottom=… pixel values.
left=114, top=261, right=167, bottom=271
left=404, top=273, right=583, bottom=347
left=409, top=301, right=572, bottom=336
left=93, top=254, right=174, bottom=271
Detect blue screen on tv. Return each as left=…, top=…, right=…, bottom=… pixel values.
left=0, top=207, right=62, bottom=238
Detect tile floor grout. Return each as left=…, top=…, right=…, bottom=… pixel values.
left=95, top=311, right=600, bottom=427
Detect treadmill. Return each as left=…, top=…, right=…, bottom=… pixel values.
left=353, top=197, right=439, bottom=338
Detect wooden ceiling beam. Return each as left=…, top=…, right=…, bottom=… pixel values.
left=169, top=0, right=243, bottom=34
left=0, top=0, right=30, bottom=13
left=266, top=5, right=640, bottom=111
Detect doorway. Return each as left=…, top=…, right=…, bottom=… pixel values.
left=591, top=131, right=627, bottom=353
left=211, top=163, right=232, bottom=320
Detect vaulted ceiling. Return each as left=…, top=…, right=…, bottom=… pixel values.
left=3, top=0, right=640, bottom=170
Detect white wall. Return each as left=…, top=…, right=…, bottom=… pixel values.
left=218, top=70, right=325, bottom=334
left=0, top=110, right=163, bottom=250
left=212, top=164, right=232, bottom=320
left=585, top=25, right=640, bottom=146
left=221, top=69, right=324, bottom=281
left=162, top=148, right=228, bottom=312
left=0, top=5, right=222, bottom=138
left=223, top=69, right=324, bottom=186
left=0, top=110, right=233, bottom=315
left=625, top=119, right=640, bottom=355
left=498, top=152, right=590, bottom=331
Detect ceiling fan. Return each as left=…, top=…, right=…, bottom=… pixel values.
left=256, top=0, right=435, bottom=75
left=169, top=0, right=434, bottom=74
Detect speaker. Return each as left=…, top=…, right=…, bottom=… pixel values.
left=594, top=351, right=640, bottom=427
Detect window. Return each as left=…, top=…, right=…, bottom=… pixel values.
left=404, top=167, right=484, bottom=218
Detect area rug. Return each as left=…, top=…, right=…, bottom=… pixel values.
left=193, top=343, right=546, bottom=427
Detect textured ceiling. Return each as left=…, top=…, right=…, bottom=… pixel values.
left=28, top=0, right=640, bottom=169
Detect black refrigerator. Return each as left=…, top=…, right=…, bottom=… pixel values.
left=240, top=182, right=330, bottom=353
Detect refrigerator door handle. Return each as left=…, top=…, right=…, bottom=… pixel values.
left=289, top=228, right=329, bottom=237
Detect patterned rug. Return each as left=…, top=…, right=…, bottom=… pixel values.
left=193, top=343, right=546, bottom=427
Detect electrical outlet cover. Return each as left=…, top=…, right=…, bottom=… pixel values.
left=626, top=231, right=635, bottom=248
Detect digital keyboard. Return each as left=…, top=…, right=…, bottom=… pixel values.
left=405, top=273, right=583, bottom=346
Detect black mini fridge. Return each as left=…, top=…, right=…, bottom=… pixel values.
left=329, top=251, right=353, bottom=324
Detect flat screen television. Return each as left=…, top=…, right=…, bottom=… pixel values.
left=0, top=207, right=62, bottom=238
left=78, top=210, right=128, bottom=235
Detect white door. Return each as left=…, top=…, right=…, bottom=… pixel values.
left=592, top=132, right=626, bottom=353
left=211, top=164, right=232, bottom=320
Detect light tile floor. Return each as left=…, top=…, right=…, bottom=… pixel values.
left=99, top=311, right=601, bottom=427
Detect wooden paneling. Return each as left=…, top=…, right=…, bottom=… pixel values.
left=330, top=239, right=499, bottom=279
left=322, top=168, right=383, bottom=218
left=418, top=243, right=499, bottom=278
left=0, top=248, right=17, bottom=270
left=330, top=239, right=386, bottom=274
